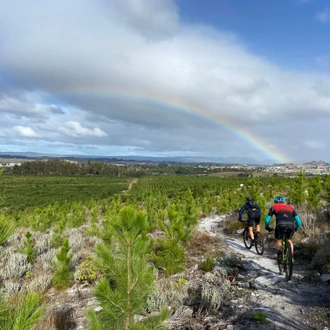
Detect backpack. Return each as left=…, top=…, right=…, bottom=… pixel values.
left=247, top=203, right=261, bottom=219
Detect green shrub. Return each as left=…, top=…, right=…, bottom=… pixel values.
left=0, top=214, right=15, bottom=246
left=19, top=232, right=36, bottom=264
left=199, top=255, right=215, bottom=272
left=254, top=311, right=268, bottom=324
left=75, top=257, right=99, bottom=284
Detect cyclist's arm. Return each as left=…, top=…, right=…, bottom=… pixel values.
left=238, top=203, right=247, bottom=219
left=294, top=215, right=302, bottom=230
left=265, top=215, right=272, bottom=229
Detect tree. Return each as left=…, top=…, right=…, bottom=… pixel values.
left=289, top=169, right=307, bottom=205
left=51, top=238, right=73, bottom=289
left=88, top=206, right=161, bottom=330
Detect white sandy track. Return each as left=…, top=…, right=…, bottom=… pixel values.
left=198, top=214, right=330, bottom=330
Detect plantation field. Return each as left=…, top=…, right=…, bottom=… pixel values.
left=129, top=175, right=242, bottom=198
left=0, top=175, right=130, bottom=212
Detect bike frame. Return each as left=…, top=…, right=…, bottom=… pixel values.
left=242, top=220, right=264, bottom=255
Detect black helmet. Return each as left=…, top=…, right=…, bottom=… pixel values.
left=246, top=196, right=253, bottom=203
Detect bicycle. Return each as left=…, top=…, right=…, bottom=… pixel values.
left=242, top=221, right=264, bottom=255
left=268, top=227, right=293, bottom=281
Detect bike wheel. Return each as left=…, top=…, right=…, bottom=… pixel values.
left=255, top=233, right=264, bottom=255
left=243, top=228, right=252, bottom=249
left=282, top=245, right=287, bottom=274
left=285, top=242, right=293, bottom=281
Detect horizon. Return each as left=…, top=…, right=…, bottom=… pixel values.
left=0, top=150, right=328, bottom=166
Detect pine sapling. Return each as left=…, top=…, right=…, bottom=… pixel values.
left=19, top=232, right=36, bottom=264
left=51, top=238, right=73, bottom=289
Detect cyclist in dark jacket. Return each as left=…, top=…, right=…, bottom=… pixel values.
left=265, top=196, right=302, bottom=264
left=238, top=196, right=261, bottom=245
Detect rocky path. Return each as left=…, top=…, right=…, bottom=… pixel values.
left=199, top=215, right=330, bottom=330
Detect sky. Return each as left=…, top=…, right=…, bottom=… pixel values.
left=0, top=0, right=330, bottom=164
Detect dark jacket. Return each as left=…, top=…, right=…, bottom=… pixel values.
left=239, top=201, right=261, bottom=220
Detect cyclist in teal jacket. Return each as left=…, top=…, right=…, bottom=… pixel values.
left=265, top=196, right=302, bottom=264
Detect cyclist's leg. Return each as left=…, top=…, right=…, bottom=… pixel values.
left=286, top=225, right=295, bottom=256
left=275, top=226, right=283, bottom=264
left=255, top=217, right=261, bottom=233
left=247, top=218, right=254, bottom=240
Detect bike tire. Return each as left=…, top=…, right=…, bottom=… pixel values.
left=243, top=228, right=252, bottom=249
left=255, top=233, right=264, bottom=255
left=285, top=242, right=293, bottom=281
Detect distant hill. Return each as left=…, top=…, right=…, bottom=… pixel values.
left=0, top=151, right=302, bottom=166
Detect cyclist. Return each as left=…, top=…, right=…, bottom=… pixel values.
left=264, top=196, right=302, bottom=265
left=238, top=196, right=262, bottom=245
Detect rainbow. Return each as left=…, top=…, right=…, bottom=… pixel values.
left=62, top=89, right=291, bottom=164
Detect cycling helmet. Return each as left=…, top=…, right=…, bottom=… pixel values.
left=274, top=196, right=286, bottom=203
left=246, top=196, right=253, bottom=203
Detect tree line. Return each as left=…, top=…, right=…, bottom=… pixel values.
left=9, top=158, right=236, bottom=176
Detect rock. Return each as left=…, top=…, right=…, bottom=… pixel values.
left=94, top=306, right=102, bottom=313
left=320, top=274, right=330, bottom=282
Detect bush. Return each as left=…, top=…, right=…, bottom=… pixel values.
left=199, top=255, right=215, bottom=272
left=254, top=311, right=268, bottom=324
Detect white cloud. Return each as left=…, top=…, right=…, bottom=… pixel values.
left=111, top=0, right=179, bottom=40
left=315, top=8, right=330, bottom=23
left=305, top=140, right=326, bottom=149
left=59, top=121, right=108, bottom=138
left=312, top=80, right=330, bottom=98
left=0, top=92, right=63, bottom=119
left=13, top=126, right=40, bottom=137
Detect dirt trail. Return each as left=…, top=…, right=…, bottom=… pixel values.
left=199, top=215, right=330, bottom=330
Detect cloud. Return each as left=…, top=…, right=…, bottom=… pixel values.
left=13, top=126, right=40, bottom=137
left=315, top=8, right=330, bottom=23
left=312, top=80, right=330, bottom=98
left=0, top=0, right=330, bottom=162
left=0, top=91, right=63, bottom=119
left=305, top=140, right=326, bottom=149
left=59, top=121, right=108, bottom=138
left=110, top=0, right=179, bottom=40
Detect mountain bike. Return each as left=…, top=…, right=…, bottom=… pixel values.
left=242, top=221, right=264, bottom=255
left=279, top=228, right=294, bottom=281
left=268, top=227, right=293, bottom=281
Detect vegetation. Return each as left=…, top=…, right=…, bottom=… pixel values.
left=253, top=311, right=268, bottom=324
left=1, top=165, right=330, bottom=328
left=51, top=238, right=74, bottom=290
left=0, top=292, right=45, bottom=330
left=19, top=232, right=36, bottom=264
left=88, top=206, right=165, bottom=330
left=0, top=175, right=130, bottom=212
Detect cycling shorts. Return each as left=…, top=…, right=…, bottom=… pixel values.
left=275, top=223, right=295, bottom=240
left=247, top=217, right=260, bottom=227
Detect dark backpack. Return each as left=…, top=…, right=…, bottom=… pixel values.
left=247, top=203, right=261, bottom=219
